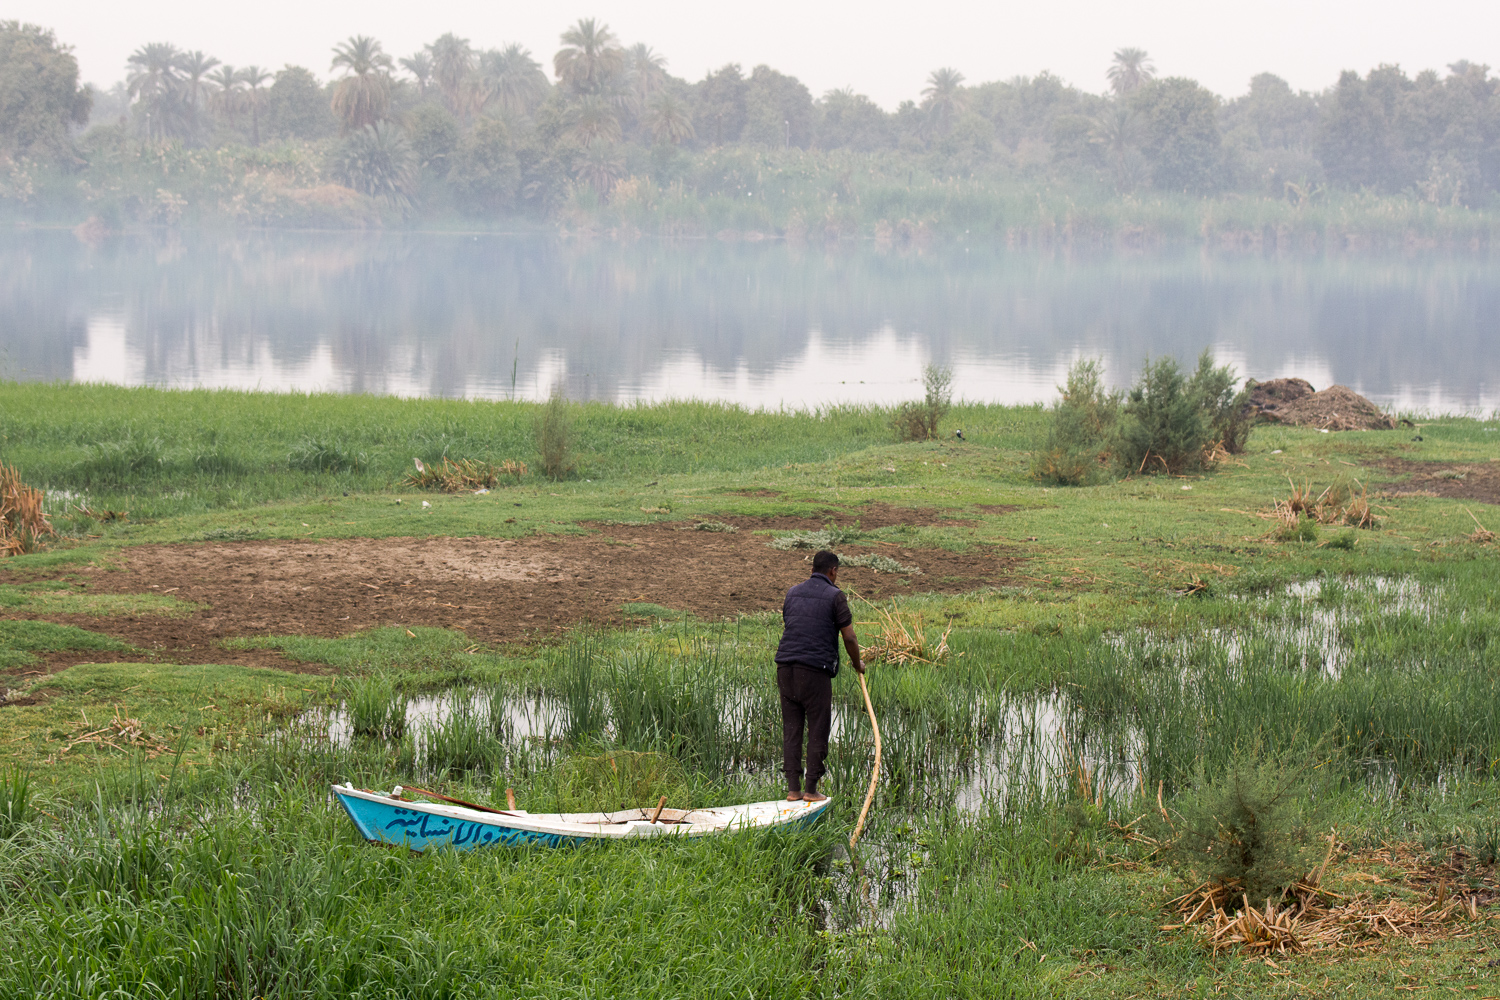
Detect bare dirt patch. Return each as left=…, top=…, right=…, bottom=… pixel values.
left=1378, top=459, right=1500, bottom=506
left=683, top=502, right=977, bottom=529
left=973, top=504, right=1022, bottom=515
left=0, top=513, right=1020, bottom=660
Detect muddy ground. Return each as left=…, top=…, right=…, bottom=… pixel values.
left=1379, top=459, right=1500, bottom=507
left=3, top=509, right=1019, bottom=674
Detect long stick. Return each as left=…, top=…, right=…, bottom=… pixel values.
left=849, top=669, right=881, bottom=847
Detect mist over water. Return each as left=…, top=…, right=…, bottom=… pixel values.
left=4, top=229, right=1498, bottom=413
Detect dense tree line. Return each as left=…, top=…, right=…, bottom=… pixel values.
left=4, top=17, right=1500, bottom=221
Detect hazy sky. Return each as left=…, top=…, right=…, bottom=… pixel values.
left=17, top=0, right=1500, bottom=108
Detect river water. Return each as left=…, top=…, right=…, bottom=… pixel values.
left=4, top=228, right=1498, bottom=413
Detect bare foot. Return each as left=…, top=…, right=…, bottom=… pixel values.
left=801, top=791, right=828, bottom=803
left=785, top=791, right=803, bottom=801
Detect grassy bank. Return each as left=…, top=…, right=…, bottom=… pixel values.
left=2, top=383, right=1500, bottom=997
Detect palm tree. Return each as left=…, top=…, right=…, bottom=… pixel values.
left=429, top=33, right=476, bottom=117
left=208, top=64, right=243, bottom=125
left=563, top=94, right=623, bottom=148
left=126, top=42, right=188, bottom=143
left=1089, top=101, right=1145, bottom=191
left=400, top=52, right=434, bottom=97
left=646, top=91, right=693, bottom=145
left=553, top=18, right=624, bottom=95
left=574, top=142, right=626, bottom=199
left=331, top=122, right=416, bottom=210
left=1107, top=48, right=1155, bottom=95
left=239, top=66, right=273, bottom=145
left=921, top=67, right=966, bottom=136
left=479, top=44, right=549, bottom=116
left=627, top=43, right=667, bottom=112
left=330, top=35, right=394, bottom=132
left=179, top=51, right=220, bottom=112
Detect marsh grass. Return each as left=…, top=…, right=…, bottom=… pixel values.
left=287, top=436, right=364, bottom=473
left=346, top=671, right=407, bottom=740
left=0, top=768, right=29, bottom=837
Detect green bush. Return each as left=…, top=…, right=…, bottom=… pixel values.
left=890, top=364, right=952, bottom=442
left=1275, top=516, right=1321, bottom=544
left=1161, top=748, right=1324, bottom=906
left=1035, top=352, right=1257, bottom=484
left=1030, top=359, right=1120, bottom=485
left=1115, top=356, right=1209, bottom=475
left=1188, top=351, right=1255, bottom=454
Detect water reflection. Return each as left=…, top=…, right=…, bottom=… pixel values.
left=5, top=229, right=1498, bottom=412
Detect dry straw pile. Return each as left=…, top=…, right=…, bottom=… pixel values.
left=1263, top=477, right=1380, bottom=533
left=403, top=457, right=526, bottom=492
left=859, top=604, right=952, bottom=666
left=1166, top=837, right=1483, bottom=956
left=0, top=464, right=54, bottom=556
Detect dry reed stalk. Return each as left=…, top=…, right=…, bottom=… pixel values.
left=858, top=603, right=951, bottom=667
left=1258, top=478, right=1380, bottom=532
left=61, top=707, right=171, bottom=757
left=1465, top=507, right=1496, bottom=544
left=0, top=464, right=55, bottom=556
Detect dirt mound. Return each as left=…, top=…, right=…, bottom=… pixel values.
left=1261, top=384, right=1396, bottom=431
left=1246, top=378, right=1316, bottom=416
left=0, top=515, right=1021, bottom=665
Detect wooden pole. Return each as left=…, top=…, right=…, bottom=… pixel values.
left=650, top=795, right=668, bottom=824
left=849, top=669, right=881, bottom=847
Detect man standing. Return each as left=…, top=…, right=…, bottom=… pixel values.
left=773, top=550, right=863, bottom=803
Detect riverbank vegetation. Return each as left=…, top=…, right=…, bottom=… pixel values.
left=6, top=19, right=1500, bottom=244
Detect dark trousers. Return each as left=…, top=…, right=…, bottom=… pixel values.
left=776, top=664, right=832, bottom=794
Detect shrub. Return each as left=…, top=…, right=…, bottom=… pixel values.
left=1115, top=356, right=1212, bottom=475
left=1323, top=528, right=1357, bottom=550
left=1187, top=351, right=1255, bottom=454
left=535, top=390, right=576, bottom=480
left=1275, top=516, right=1321, bottom=544
left=1161, top=748, right=1324, bottom=906
left=287, top=438, right=363, bottom=474
left=890, top=364, right=953, bottom=442
left=1030, top=359, right=1121, bottom=485
left=1035, top=352, right=1256, bottom=483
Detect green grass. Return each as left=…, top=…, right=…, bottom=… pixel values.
left=0, top=620, right=131, bottom=668
left=4, top=384, right=1500, bottom=996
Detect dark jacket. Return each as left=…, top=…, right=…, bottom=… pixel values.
left=774, top=573, right=853, bottom=677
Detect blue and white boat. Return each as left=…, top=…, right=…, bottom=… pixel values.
left=333, top=783, right=833, bottom=851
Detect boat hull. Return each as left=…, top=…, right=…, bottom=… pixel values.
left=332, top=784, right=832, bottom=851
